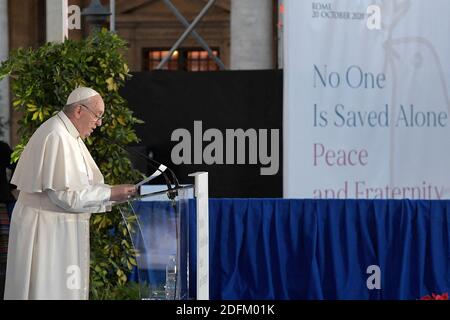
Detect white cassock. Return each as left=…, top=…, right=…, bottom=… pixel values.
left=4, top=111, right=111, bottom=300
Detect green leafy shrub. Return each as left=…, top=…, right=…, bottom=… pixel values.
left=0, top=29, right=144, bottom=299
left=102, top=281, right=141, bottom=300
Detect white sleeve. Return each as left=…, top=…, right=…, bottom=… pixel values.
left=46, top=184, right=112, bottom=213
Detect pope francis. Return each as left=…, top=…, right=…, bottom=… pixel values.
left=4, top=87, right=137, bottom=300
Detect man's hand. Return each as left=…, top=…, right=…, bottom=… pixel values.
left=110, top=184, right=138, bottom=201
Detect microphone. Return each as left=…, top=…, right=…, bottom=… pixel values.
left=101, top=136, right=180, bottom=200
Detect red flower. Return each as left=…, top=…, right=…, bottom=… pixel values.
left=420, top=292, right=448, bottom=300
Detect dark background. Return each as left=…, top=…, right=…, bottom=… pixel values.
left=120, top=70, right=283, bottom=198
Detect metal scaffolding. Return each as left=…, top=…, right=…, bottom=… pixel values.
left=157, top=0, right=226, bottom=70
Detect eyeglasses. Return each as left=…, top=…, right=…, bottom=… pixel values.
left=80, top=104, right=105, bottom=121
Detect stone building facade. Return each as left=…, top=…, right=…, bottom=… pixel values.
left=3, top=0, right=279, bottom=145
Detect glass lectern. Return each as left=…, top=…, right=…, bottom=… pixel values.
left=117, top=186, right=194, bottom=300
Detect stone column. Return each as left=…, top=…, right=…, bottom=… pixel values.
left=46, top=0, right=68, bottom=43
left=277, top=0, right=283, bottom=69
left=230, top=0, right=274, bottom=70
left=0, top=0, right=10, bottom=143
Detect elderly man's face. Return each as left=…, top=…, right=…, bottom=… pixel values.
left=77, top=95, right=105, bottom=138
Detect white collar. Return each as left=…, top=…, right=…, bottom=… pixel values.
left=57, top=111, right=80, bottom=139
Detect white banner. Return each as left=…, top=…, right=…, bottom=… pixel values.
left=284, top=0, right=450, bottom=199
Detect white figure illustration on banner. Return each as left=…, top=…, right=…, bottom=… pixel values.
left=379, top=0, right=450, bottom=193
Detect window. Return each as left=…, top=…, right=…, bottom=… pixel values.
left=148, top=50, right=179, bottom=71
left=144, top=48, right=220, bottom=71
left=187, top=50, right=219, bottom=71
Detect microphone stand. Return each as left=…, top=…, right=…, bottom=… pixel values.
left=101, top=136, right=180, bottom=200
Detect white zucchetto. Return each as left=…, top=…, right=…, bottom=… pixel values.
left=66, top=87, right=100, bottom=105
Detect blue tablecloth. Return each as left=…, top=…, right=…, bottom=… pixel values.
left=134, top=199, right=450, bottom=300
